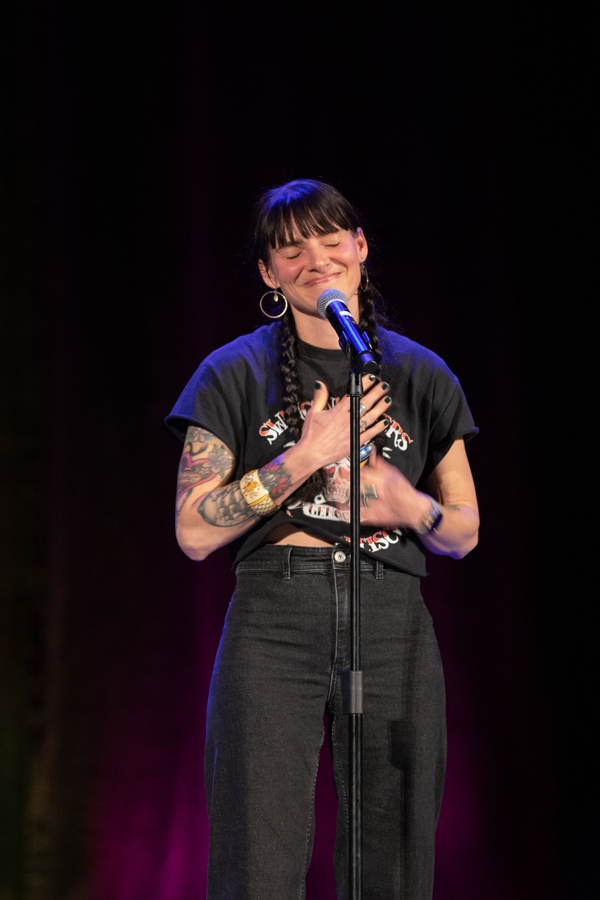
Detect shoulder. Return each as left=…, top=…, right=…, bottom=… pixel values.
left=166, top=325, right=282, bottom=441
left=378, top=327, right=459, bottom=384
left=200, top=324, right=281, bottom=376
left=175, top=324, right=283, bottom=412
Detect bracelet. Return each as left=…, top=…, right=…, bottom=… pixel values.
left=414, top=496, right=443, bottom=534
left=239, top=469, right=281, bottom=517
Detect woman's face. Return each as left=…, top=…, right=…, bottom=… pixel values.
left=259, top=226, right=368, bottom=325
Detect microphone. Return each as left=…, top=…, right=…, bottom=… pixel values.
left=317, top=289, right=378, bottom=374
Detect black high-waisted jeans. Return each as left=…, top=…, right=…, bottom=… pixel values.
left=205, top=545, right=446, bottom=900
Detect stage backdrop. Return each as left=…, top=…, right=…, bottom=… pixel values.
left=1, top=2, right=591, bottom=899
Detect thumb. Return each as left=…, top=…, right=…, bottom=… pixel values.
left=311, top=380, right=330, bottom=413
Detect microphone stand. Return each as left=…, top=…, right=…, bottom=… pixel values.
left=342, top=366, right=365, bottom=900
left=316, top=288, right=377, bottom=899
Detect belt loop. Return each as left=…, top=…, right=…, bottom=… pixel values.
left=375, top=560, right=384, bottom=580
left=282, top=545, right=293, bottom=580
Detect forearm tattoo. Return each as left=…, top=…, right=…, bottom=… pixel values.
left=259, top=459, right=293, bottom=499
left=198, top=482, right=258, bottom=527
left=178, top=429, right=295, bottom=528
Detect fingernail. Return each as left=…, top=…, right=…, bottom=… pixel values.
left=369, top=374, right=377, bottom=382
left=381, top=382, right=390, bottom=391
left=385, top=396, right=392, bottom=404
left=314, top=381, right=321, bottom=389
left=383, top=418, right=390, bottom=427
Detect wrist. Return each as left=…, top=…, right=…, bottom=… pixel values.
left=413, top=494, right=443, bottom=534
left=240, top=469, right=281, bottom=517
left=283, top=439, right=321, bottom=484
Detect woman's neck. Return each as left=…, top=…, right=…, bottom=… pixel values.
left=292, top=313, right=341, bottom=349
left=291, top=295, right=360, bottom=348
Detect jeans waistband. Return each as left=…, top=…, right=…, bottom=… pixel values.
left=235, top=544, right=387, bottom=580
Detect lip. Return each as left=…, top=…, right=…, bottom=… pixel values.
left=303, top=272, right=340, bottom=288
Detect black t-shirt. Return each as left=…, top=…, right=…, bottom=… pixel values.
left=166, top=323, right=478, bottom=575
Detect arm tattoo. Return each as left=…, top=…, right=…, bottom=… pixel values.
left=198, top=482, right=258, bottom=527
left=196, top=456, right=294, bottom=528
left=259, top=458, right=293, bottom=499
left=176, top=427, right=234, bottom=517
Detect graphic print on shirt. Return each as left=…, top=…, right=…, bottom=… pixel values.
left=258, top=399, right=414, bottom=552
left=258, top=398, right=323, bottom=445
left=259, top=399, right=413, bottom=455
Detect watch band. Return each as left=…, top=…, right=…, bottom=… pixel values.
left=239, top=469, right=281, bottom=517
left=415, top=497, right=443, bottom=534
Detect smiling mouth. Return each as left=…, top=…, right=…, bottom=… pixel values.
left=304, top=273, right=340, bottom=287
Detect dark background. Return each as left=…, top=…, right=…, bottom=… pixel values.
left=1, top=2, right=592, bottom=898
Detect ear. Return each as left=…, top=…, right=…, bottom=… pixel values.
left=258, top=259, right=278, bottom=289
left=355, top=227, right=368, bottom=264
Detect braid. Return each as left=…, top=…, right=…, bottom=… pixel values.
left=358, top=278, right=388, bottom=456
left=279, top=310, right=304, bottom=441
left=358, top=282, right=383, bottom=375
left=278, top=311, right=328, bottom=503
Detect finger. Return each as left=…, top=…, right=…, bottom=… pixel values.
left=310, top=380, right=330, bottom=414
left=360, top=379, right=390, bottom=412
left=361, top=373, right=380, bottom=393
left=360, top=447, right=387, bottom=479
left=362, top=416, right=391, bottom=444
left=359, top=395, right=392, bottom=434
left=360, top=463, right=375, bottom=483
left=370, top=391, right=393, bottom=418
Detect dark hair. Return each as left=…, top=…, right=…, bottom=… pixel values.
left=252, top=179, right=362, bottom=271
left=252, top=178, right=387, bottom=503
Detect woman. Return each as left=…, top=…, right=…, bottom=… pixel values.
left=166, top=179, right=479, bottom=899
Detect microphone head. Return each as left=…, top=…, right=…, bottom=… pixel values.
left=317, top=289, right=348, bottom=319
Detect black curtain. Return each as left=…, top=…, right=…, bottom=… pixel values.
left=1, top=2, right=592, bottom=898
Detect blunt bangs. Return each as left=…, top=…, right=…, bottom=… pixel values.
left=253, top=179, right=361, bottom=264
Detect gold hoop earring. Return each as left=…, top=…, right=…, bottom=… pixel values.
left=360, top=264, right=370, bottom=293
left=259, top=289, right=288, bottom=319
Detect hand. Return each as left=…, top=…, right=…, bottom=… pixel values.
left=296, top=376, right=391, bottom=471
left=359, top=451, right=431, bottom=529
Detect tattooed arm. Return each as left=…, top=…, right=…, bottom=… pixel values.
left=175, top=380, right=391, bottom=561
left=175, top=427, right=313, bottom=561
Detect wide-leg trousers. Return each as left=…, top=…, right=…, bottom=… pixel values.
left=204, top=545, right=446, bottom=900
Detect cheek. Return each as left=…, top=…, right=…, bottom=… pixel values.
left=341, top=239, right=362, bottom=265
left=277, top=261, right=303, bottom=284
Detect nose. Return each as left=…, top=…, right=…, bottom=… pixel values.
left=305, top=240, right=331, bottom=270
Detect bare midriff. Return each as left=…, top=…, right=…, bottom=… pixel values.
left=265, top=523, right=333, bottom=547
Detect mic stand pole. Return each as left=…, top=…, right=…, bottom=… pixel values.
left=315, top=286, right=376, bottom=898
left=343, top=367, right=364, bottom=900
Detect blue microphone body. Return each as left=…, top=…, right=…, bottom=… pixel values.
left=317, top=289, right=378, bottom=375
